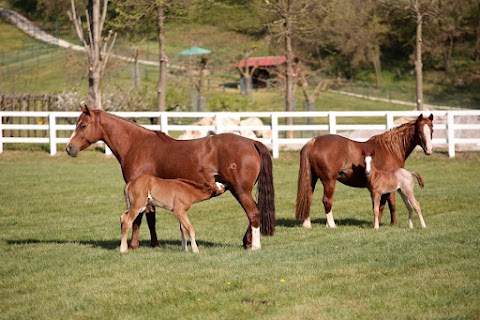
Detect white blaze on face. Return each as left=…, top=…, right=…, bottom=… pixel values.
left=423, top=124, right=433, bottom=154
left=365, top=156, right=372, bottom=174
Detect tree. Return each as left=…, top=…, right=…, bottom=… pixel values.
left=409, top=0, right=438, bottom=111
left=112, top=0, right=190, bottom=112
left=264, top=0, right=316, bottom=138
left=323, top=0, right=389, bottom=88
left=68, top=0, right=117, bottom=109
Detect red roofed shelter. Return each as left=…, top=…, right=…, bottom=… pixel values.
left=234, top=55, right=286, bottom=89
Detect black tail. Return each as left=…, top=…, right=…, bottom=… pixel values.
left=254, top=141, right=276, bottom=236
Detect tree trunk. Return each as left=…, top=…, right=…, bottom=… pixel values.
left=284, top=0, right=295, bottom=139
left=474, top=0, right=480, bottom=61
left=156, top=3, right=167, bottom=112
left=414, top=0, right=424, bottom=111
left=372, top=44, right=382, bottom=88
left=88, top=0, right=102, bottom=109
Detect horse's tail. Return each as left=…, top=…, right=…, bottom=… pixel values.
left=253, top=141, right=275, bottom=236
left=295, top=139, right=315, bottom=221
left=412, top=172, right=424, bottom=189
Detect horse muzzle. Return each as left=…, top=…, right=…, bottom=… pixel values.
left=66, top=145, right=79, bottom=157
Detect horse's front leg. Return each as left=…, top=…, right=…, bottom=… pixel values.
left=386, top=192, right=397, bottom=225
left=372, top=193, right=382, bottom=229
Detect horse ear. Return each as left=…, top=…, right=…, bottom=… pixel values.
left=416, top=114, right=423, bottom=122
left=80, top=102, right=91, bottom=116
left=429, top=114, right=433, bottom=120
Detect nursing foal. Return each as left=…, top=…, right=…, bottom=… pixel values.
left=120, top=175, right=225, bottom=253
left=364, top=151, right=427, bottom=230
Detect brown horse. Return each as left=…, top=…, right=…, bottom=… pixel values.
left=364, top=151, right=426, bottom=229
left=66, top=104, right=275, bottom=250
left=295, top=114, right=433, bottom=228
left=121, top=175, right=226, bottom=253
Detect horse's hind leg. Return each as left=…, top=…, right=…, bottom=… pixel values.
left=400, top=190, right=426, bottom=229
left=233, top=192, right=261, bottom=250
left=145, top=206, right=159, bottom=247
left=321, top=180, right=337, bottom=228
left=179, top=223, right=188, bottom=252
left=174, top=208, right=199, bottom=253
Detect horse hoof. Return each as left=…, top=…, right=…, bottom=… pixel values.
left=150, top=240, right=159, bottom=248
left=129, top=242, right=139, bottom=250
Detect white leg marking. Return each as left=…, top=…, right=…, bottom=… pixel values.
left=326, top=211, right=336, bottom=228
left=251, top=226, right=261, bottom=250
left=303, top=217, right=312, bottom=229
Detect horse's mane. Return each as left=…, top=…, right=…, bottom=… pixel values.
left=98, top=109, right=175, bottom=141
left=369, top=119, right=416, bottom=157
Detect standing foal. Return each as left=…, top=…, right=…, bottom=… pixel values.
left=121, top=175, right=225, bottom=253
left=364, top=151, right=427, bottom=229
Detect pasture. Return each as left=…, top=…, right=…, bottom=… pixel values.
left=0, top=149, right=479, bottom=319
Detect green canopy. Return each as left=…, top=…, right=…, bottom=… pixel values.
left=180, top=46, right=211, bottom=56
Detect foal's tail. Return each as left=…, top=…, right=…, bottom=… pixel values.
left=254, top=141, right=276, bottom=236
left=295, top=139, right=315, bottom=221
left=412, top=172, right=425, bottom=188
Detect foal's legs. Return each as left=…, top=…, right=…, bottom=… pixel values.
left=120, top=207, right=143, bottom=253
left=173, top=207, right=199, bottom=253
left=399, top=190, right=426, bottom=229
left=372, top=193, right=382, bottom=229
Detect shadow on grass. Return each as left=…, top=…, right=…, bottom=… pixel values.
left=6, top=238, right=223, bottom=251
left=276, top=217, right=372, bottom=228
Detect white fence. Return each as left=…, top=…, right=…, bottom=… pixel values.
left=0, top=110, right=479, bottom=158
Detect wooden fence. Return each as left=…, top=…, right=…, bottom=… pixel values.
left=0, top=110, right=479, bottom=158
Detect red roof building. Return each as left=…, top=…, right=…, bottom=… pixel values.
left=234, top=55, right=286, bottom=88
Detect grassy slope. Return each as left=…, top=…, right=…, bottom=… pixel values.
left=1, top=15, right=478, bottom=109
left=0, top=150, right=478, bottom=319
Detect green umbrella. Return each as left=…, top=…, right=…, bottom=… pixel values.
left=180, top=46, right=211, bottom=56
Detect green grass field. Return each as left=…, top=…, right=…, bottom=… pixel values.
left=0, top=150, right=479, bottom=319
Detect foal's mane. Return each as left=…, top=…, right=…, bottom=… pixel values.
left=370, top=119, right=417, bottom=158
left=176, top=178, right=217, bottom=195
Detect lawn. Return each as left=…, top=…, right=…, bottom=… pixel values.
left=0, top=150, right=479, bottom=319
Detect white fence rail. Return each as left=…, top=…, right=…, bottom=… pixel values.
left=1, top=110, right=479, bottom=158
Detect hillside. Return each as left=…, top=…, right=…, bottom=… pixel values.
left=0, top=5, right=479, bottom=111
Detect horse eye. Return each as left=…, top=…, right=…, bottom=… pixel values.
left=81, top=123, right=88, bottom=129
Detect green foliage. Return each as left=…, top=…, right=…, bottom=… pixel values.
left=0, top=150, right=479, bottom=319
left=206, top=93, right=249, bottom=112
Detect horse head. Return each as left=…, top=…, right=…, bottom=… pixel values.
left=66, top=103, right=103, bottom=157
left=415, top=114, right=434, bottom=155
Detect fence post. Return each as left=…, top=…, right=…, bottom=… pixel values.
left=447, top=112, right=455, bottom=158
left=329, top=113, right=337, bottom=134
left=271, top=114, right=279, bottom=159
left=0, top=114, right=3, bottom=154
left=160, top=112, right=168, bottom=134
left=49, top=113, right=57, bottom=156
left=386, top=113, right=394, bottom=130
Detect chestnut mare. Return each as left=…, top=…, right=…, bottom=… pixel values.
left=295, top=114, right=433, bottom=228
left=364, top=151, right=426, bottom=230
left=66, top=104, right=275, bottom=250
left=121, top=175, right=226, bottom=253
